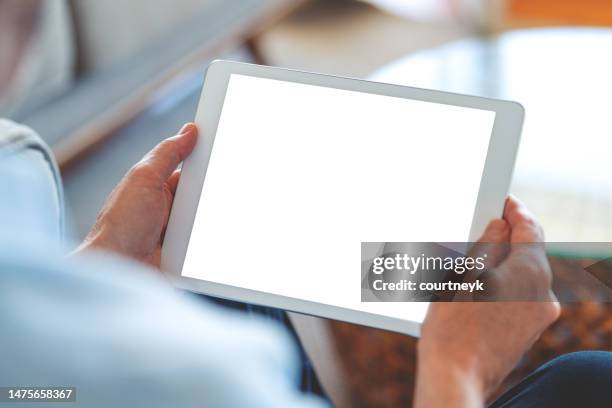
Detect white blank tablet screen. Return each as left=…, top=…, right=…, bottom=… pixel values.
left=182, top=74, right=495, bottom=323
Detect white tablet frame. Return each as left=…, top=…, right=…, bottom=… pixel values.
left=161, top=60, right=524, bottom=337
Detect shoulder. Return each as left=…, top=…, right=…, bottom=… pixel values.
left=0, top=118, right=41, bottom=150
left=0, top=119, right=54, bottom=165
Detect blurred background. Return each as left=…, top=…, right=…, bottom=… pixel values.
left=2, top=0, right=612, bottom=245
left=2, top=1, right=612, bottom=407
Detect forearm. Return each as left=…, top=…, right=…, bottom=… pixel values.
left=414, top=347, right=486, bottom=408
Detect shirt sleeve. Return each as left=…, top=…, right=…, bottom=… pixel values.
left=0, top=247, right=329, bottom=408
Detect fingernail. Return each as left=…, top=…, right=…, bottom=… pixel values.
left=178, top=123, right=195, bottom=135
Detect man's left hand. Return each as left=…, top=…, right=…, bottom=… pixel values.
left=76, top=123, right=198, bottom=267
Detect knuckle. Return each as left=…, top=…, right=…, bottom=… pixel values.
left=128, top=160, right=156, bottom=179
left=550, top=301, right=561, bottom=319
left=156, top=140, right=181, bottom=163
left=129, top=161, right=149, bottom=175
left=522, top=216, right=539, bottom=230
left=158, top=138, right=176, bottom=150
left=541, top=301, right=561, bottom=324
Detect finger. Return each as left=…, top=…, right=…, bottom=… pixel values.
left=469, top=219, right=511, bottom=269
left=470, top=199, right=547, bottom=301
left=138, top=123, right=198, bottom=181
left=504, top=195, right=545, bottom=243
left=166, top=169, right=181, bottom=195
left=459, top=219, right=510, bottom=301
left=501, top=196, right=550, bottom=291
left=479, top=219, right=510, bottom=243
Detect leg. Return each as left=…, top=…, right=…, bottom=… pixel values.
left=199, top=295, right=330, bottom=400
left=490, top=351, right=612, bottom=407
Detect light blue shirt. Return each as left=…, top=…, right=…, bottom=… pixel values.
left=0, top=120, right=327, bottom=407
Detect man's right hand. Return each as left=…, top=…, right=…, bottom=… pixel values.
left=415, top=197, right=561, bottom=407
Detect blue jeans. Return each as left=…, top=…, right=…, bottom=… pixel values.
left=491, top=351, right=612, bottom=407
left=202, top=296, right=328, bottom=399
left=206, top=295, right=611, bottom=407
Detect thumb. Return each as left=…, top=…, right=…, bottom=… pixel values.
left=137, top=123, right=198, bottom=181
left=469, top=218, right=511, bottom=270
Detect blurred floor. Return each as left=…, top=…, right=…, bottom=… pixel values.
left=258, top=0, right=474, bottom=78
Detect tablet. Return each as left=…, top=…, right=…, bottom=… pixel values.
left=161, top=60, right=523, bottom=336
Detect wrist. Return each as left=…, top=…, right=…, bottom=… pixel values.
left=73, top=235, right=103, bottom=256
left=74, top=227, right=116, bottom=255
left=416, top=338, right=488, bottom=407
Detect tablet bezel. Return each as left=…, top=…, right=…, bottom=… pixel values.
left=161, top=60, right=524, bottom=336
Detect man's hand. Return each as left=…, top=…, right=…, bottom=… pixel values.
left=415, top=197, right=561, bottom=407
left=76, top=123, right=198, bottom=267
